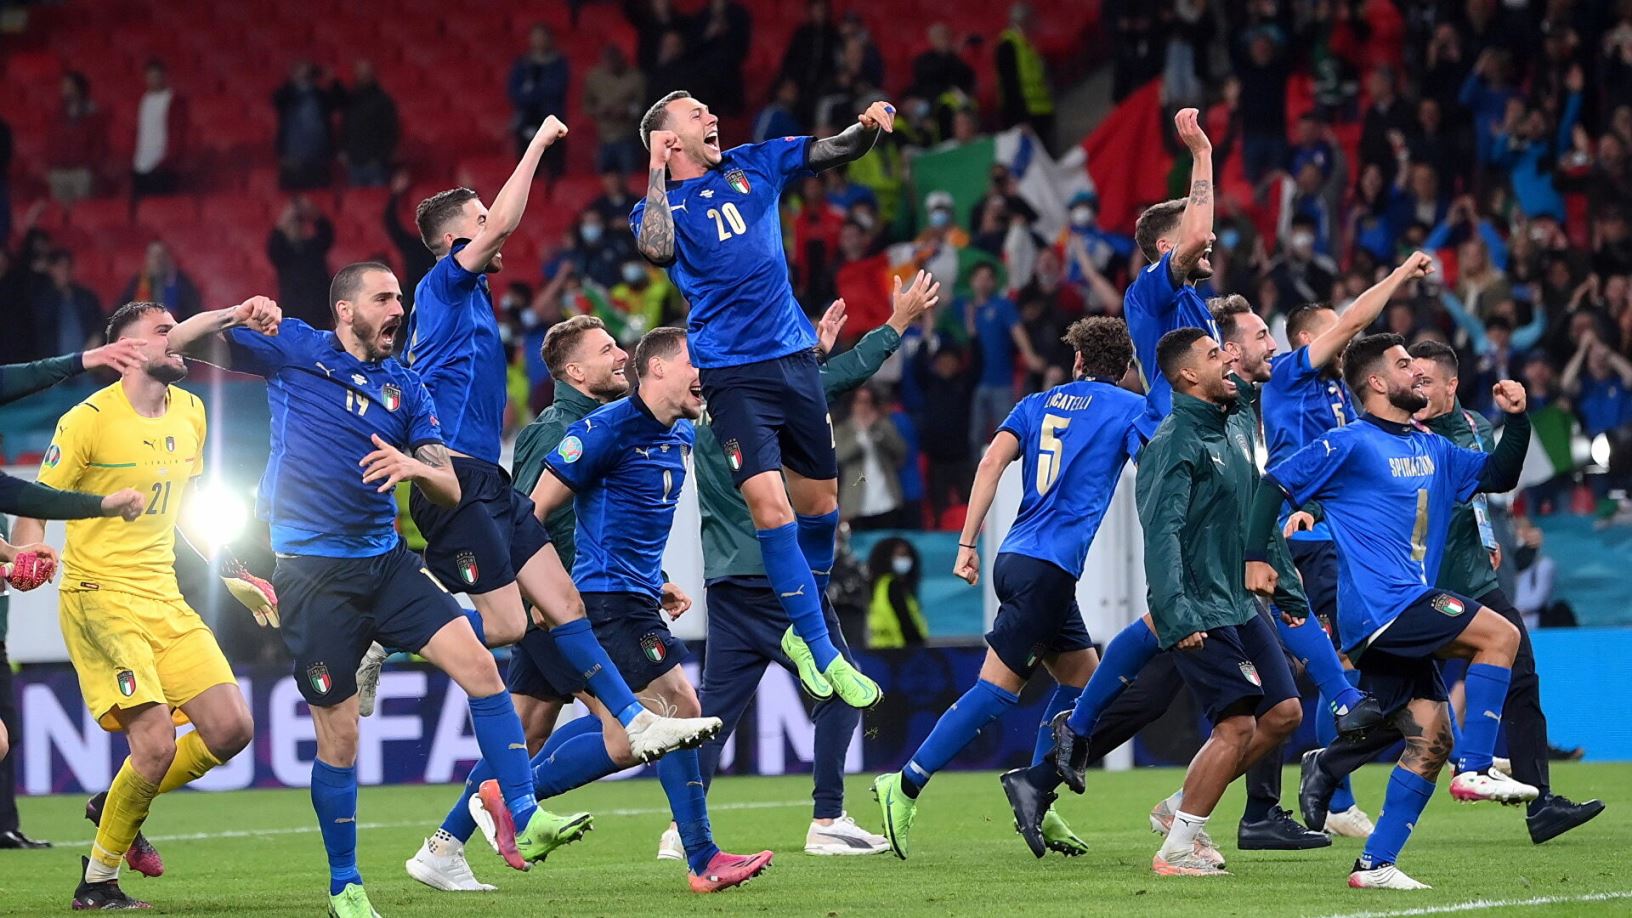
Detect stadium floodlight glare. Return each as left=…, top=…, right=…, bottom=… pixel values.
left=186, top=479, right=250, bottom=552
left=1591, top=433, right=1611, bottom=469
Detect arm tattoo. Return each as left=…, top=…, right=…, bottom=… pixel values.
left=808, top=122, right=881, bottom=171
left=637, top=167, right=675, bottom=265
left=414, top=443, right=450, bottom=469
left=1187, top=179, right=1212, bottom=207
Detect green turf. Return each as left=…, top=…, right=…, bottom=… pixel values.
left=4, top=763, right=1626, bottom=916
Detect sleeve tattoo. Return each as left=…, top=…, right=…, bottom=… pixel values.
left=808, top=123, right=881, bottom=171
left=1188, top=179, right=1212, bottom=207
left=637, top=167, right=676, bottom=265
left=414, top=443, right=450, bottom=469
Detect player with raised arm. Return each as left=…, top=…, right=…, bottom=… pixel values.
left=397, top=115, right=718, bottom=788
left=1295, top=343, right=1604, bottom=846
left=692, top=278, right=936, bottom=861
left=1122, top=328, right=1305, bottom=878
left=1246, top=334, right=1539, bottom=890
left=872, top=317, right=1145, bottom=862
left=10, top=301, right=278, bottom=910
left=167, top=266, right=594, bottom=917
left=631, top=88, right=897, bottom=709
left=408, top=315, right=635, bottom=892
left=525, top=328, right=774, bottom=893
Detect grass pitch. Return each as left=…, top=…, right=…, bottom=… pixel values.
left=4, top=763, right=1627, bottom=917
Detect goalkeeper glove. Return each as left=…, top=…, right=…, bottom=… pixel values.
left=4, top=551, right=56, bottom=591
left=222, top=559, right=279, bottom=628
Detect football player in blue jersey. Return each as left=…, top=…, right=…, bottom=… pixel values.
left=870, top=318, right=1147, bottom=861
left=400, top=116, right=722, bottom=883
left=166, top=265, right=597, bottom=917
left=523, top=328, right=775, bottom=893
left=1247, top=333, right=1539, bottom=890
left=630, top=89, right=898, bottom=709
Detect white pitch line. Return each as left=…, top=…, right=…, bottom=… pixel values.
left=1315, top=890, right=1632, bottom=918
left=51, top=798, right=810, bottom=847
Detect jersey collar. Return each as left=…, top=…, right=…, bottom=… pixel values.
left=630, top=391, right=671, bottom=429
left=1361, top=414, right=1413, bottom=436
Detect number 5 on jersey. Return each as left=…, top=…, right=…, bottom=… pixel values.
left=708, top=203, right=747, bottom=241
left=1037, top=414, right=1070, bottom=494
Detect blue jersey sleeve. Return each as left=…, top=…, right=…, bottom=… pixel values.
left=1437, top=436, right=1490, bottom=503
left=416, top=247, right=481, bottom=326
left=406, top=376, right=445, bottom=450
left=1273, top=346, right=1321, bottom=389
left=996, top=394, right=1035, bottom=444
left=739, top=136, right=814, bottom=190
left=1266, top=431, right=1353, bottom=506
left=225, top=318, right=322, bottom=378
left=543, top=415, right=619, bottom=492
left=1126, top=250, right=1181, bottom=319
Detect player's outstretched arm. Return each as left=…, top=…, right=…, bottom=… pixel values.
left=1169, top=108, right=1214, bottom=281
left=954, top=430, right=1021, bottom=585
left=637, top=133, right=678, bottom=265
left=457, top=116, right=568, bottom=274
left=1307, top=250, right=1433, bottom=369
left=807, top=100, right=893, bottom=171
left=167, top=297, right=283, bottom=363
left=0, top=340, right=145, bottom=407
left=1477, top=381, right=1531, bottom=494
left=360, top=436, right=460, bottom=507
left=1, top=480, right=144, bottom=529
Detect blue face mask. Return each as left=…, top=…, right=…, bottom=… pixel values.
left=1219, top=228, right=1241, bottom=250
left=929, top=209, right=952, bottom=228
left=581, top=224, right=604, bottom=244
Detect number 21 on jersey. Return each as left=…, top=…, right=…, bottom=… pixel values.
left=708, top=203, right=747, bottom=241
left=1037, top=414, right=1070, bottom=494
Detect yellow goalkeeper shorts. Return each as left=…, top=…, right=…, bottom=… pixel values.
left=59, top=589, right=237, bottom=732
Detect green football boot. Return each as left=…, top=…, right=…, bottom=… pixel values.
left=328, top=883, right=381, bottom=918
left=1040, top=807, right=1089, bottom=856
left=822, top=655, right=882, bottom=709
left=517, top=808, right=595, bottom=864
left=780, top=627, right=834, bottom=700
left=872, top=772, right=918, bottom=860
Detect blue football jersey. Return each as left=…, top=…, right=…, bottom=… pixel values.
left=404, top=241, right=507, bottom=464
left=544, top=395, right=693, bottom=599
left=630, top=138, right=817, bottom=369
left=1263, top=345, right=1357, bottom=541
left=997, top=380, right=1147, bottom=577
left=227, top=320, right=444, bottom=557
left=1265, top=417, right=1488, bottom=653
left=1123, top=249, right=1218, bottom=420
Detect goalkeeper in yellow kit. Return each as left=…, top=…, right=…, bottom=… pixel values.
left=12, top=299, right=282, bottom=910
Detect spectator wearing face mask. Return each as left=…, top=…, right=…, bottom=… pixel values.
left=902, top=190, right=967, bottom=290
left=1264, top=213, right=1337, bottom=305
left=608, top=257, right=678, bottom=336
left=563, top=210, right=635, bottom=288
left=1057, top=191, right=1134, bottom=283
left=866, top=537, right=928, bottom=648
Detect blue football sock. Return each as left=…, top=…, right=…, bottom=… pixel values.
left=532, top=726, right=620, bottom=799
left=902, top=679, right=1018, bottom=798
left=758, top=522, right=838, bottom=669
left=462, top=607, right=487, bottom=647
left=657, top=748, right=719, bottom=875
left=795, top=510, right=839, bottom=592
left=1067, top=619, right=1157, bottom=736
left=1276, top=613, right=1365, bottom=713
left=538, top=714, right=603, bottom=762
left=438, top=758, right=493, bottom=843
left=1362, top=766, right=1435, bottom=867
left=1457, top=663, right=1512, bottom=773
left=467, top=692, right=539, bottom=828
left=550, top=619, right=645, bottom=725
left=1032, top=684, right=1082, bottom=766
left=311, top=759, right=361, bottom=896
left=1314, top=671, right=1359, bottom=813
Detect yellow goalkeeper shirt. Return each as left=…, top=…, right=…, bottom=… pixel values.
left=37, top=382, right=206, bottom=601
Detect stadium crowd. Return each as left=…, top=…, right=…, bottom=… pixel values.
left=1, top=0, right=1630, bottom=536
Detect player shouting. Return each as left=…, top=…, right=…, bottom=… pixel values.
left=631, top=89, right=897, bottom=709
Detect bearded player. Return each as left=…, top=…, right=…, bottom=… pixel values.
left=631, top=89, right=896, bottom=709
left=14, top=300, right=280, bottom=910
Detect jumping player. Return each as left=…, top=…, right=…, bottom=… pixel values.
left=16, top=301, right=278, bottom=909
left=525, top=328, right=774, bottom=893
left=873, top=317, right=1145, bottom=861
left=1247, top=333, right=1540, bottom=889
left=694, top=279, right=935, bottom=860
left=631, top=88, right=898, bottom=708
left=169, top=268, right=593, bottom=917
